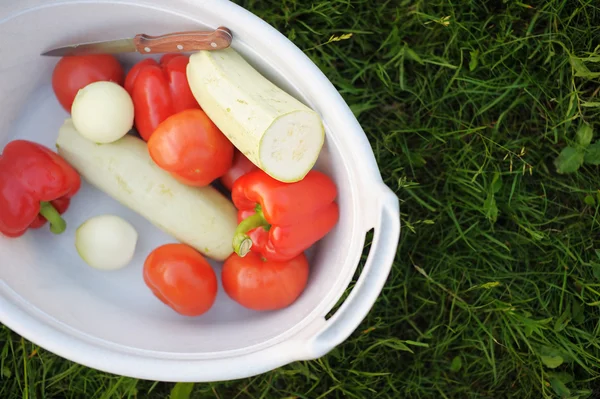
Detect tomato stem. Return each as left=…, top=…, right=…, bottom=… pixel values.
left=39, top=201, right=66, bottom=234
left=233, top=210, right=269, bottom=257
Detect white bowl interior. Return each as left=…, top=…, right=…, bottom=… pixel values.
left=0, top=1, right=360, bottom=355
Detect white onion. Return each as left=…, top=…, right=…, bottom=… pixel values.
left=71, top=81, right=134, bottom=144
left=75, top=214, right=138, bottom=271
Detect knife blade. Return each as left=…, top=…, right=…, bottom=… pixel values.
left=41, top=26, right=233, bottom=57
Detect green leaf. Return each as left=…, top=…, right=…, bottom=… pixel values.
left=469, top=50, right=479, bottom=71
left=536, top=345, right=574, bottom=364
left=555, top=146, right=584, bottom=174
left=376, top=338, right=417, bottom=353
left=484, top=193, right=498, bottom=223
left=491, top=172, right=503, bottom=194
left=573, top=389, right=593, bottom=399
left=404, top=340, right=430, bottom=348
left=519, top=315, right=552, bottom=337
left=593, top=264, right=600, bottom=281
left=549, top=375, right=571, bottom=398
left=515, top=2, right=533, bottom=9
left=584, top=195, right=596, bottom=206
left=287, top=29, right=296, bottom=42
left=576, top=124, right=593, bottom=147
left=450, top=356, right=462, bottom=372
left=584, top=141, right=600, bottom=165
left=571, top=58, right=589, bottom=76
left=579, top=54, right=600, bottom=63
left=566, top=92, right=578, bottom=119
left=548, top=372, right=574, bottom=385
left=169, top=383, right=194, bottom=399
left=541, top=355, right=564, bottom=369
left=404, top=45, right=424, bottom=64
left=581, top=101, right=600, bottom=108
left=571, top=57, right=600, bottom=79
left=572, top=300, right=585, bottom=324
left=349, top=102, right=378, bottom=118
left=553, top=310, right=570, bottom=332
left=472, top=281, right=501, bottom=290
left=410, top=153, right=427, bottom=167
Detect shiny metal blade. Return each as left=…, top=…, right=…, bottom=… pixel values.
left=41, top=38, right=136, bottom=57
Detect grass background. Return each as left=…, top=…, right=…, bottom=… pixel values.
left=3, top=0, right=600, bottom=398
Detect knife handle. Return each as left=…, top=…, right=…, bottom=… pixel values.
left=133, top=27, right=232, bottom=54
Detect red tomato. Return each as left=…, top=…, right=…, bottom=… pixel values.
left=221, top=252, right=309, bottom=311
left=143, top=243, right=218, bottom=317
left=52, top=55, right=124, bottom=112
left=147, top=109, right=234, bottom=187
left=220, top=150, right=259, bottom=191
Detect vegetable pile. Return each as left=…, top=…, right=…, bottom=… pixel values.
left=0, top=48, right=339, bottom=316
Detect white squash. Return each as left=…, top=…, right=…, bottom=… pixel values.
left=56, top=119, right=237, bottom=262
left=186, top=48, right=325, bottom=183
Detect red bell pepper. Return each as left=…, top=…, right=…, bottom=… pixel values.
left=124, top=54, right=200, bottom=141
left=231, top=169, right=339, bottom=262
left=0, top=140, right=81, bottom=237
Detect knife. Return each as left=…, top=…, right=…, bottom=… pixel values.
left=41, top=26, right=233, bottom=56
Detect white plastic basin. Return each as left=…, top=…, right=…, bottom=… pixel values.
left=0, top=0, right=400, bottom=382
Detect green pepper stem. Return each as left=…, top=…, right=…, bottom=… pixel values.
left=232, top=210, right=269, bottom=257
left=39, top=201, right=66, bottom=235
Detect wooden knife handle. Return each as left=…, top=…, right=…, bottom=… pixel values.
left=133, top=27, right=232, bottom=54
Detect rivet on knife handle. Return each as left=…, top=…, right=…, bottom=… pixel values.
left=133, top=27, right=232, bottom=54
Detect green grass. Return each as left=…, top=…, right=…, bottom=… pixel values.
left=3, top=0, right=600, bottom=398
